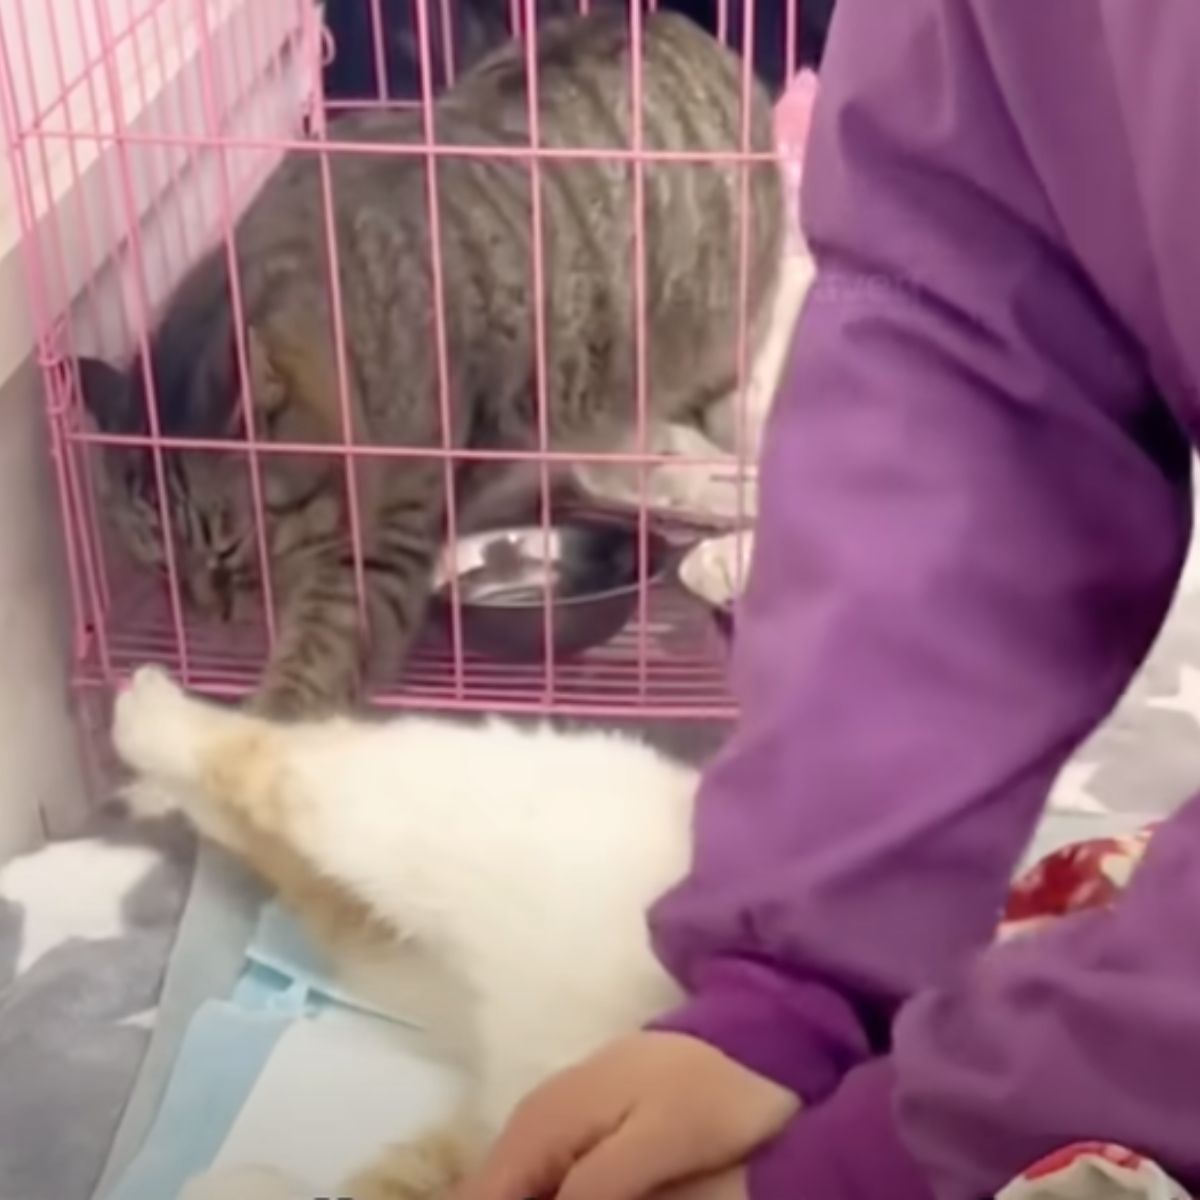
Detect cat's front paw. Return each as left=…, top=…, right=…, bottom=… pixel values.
left=248, top=678, right=351, bottom=722
left=178, top=1164, right=307, bottom=1200
left=112, top=664, right=198, bottom=780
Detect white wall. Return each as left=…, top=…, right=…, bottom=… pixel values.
left=0, top=0, right=315, bottom=372
left=0, top=356, right=88, bottom=856
left=0, top=0, right=314, bottom=858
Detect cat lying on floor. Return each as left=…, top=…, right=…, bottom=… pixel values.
left=112, top=665, right=697, bottom=1200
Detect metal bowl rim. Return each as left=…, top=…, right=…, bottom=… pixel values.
left=432, top=522, right=675, bottom=611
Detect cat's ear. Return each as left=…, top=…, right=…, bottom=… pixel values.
left=74, top=356, right=143, bottom=434
left=73, top=357, right=148, bottom=499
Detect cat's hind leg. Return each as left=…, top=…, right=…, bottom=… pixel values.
left=114, top=666, right=270, bottom=788
left=113, top=666, right=384, bottom=939
left=116, top=663, right=480, bottom=969
left=117, top=665, right=401, bottom=926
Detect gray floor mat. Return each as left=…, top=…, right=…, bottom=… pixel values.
left=0, top=814, right=194, bottom=1200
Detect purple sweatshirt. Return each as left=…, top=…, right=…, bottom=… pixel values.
left=649, top=2, right=1200, bottom=1198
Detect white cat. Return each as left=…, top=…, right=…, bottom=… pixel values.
left=113, top=665, right=695, bottom=1200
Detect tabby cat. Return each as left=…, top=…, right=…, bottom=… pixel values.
left=79, top=10, right=785, bottom=718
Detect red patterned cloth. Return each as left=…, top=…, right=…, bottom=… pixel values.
left=993, top=826, right=1190, bottom=1198
left=1000, top=826, right=1155, bottom=937
left=1000, top=1139, right=1189, bottom=1199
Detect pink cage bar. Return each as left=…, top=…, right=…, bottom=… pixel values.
left=0, top=0, right=805, bottom=739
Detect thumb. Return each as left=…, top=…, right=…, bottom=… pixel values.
left=556, top=1112, right=704, bottom=1200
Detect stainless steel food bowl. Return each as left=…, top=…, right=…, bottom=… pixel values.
left=428, top=520, right=674, bottom=662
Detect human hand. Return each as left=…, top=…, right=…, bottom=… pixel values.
left=651, top=1166, right=748, bottom=1200
left=456, top=1032, right=799, bottom=1200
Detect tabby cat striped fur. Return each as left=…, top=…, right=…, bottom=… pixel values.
left=79, top=10, right=785, bottom=717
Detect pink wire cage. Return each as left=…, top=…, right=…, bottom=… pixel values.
left=0, top=0, right=804, bottom=740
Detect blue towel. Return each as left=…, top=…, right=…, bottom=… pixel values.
left=103, top=899, right=415, bottom=1199
left=101, top=1001, right=291, bottom=1200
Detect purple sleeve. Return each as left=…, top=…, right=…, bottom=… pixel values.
left=892, top=796, right=1200, bottom=1197
left=647, top=0, right=1190, bottom=1108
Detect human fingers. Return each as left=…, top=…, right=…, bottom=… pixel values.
left=555, top=1059, right=793, bottom=1200
left=457, top=1070, right=626, bottom=1200
left=555, top=1108, right=718, bottom=1200
left=649, top=1166, right=749, bottom=1200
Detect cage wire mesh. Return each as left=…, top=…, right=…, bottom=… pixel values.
left=0, top=0, right=810, bottom=736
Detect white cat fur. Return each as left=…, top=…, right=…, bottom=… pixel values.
left=113, top=665, right=695, bottom=1199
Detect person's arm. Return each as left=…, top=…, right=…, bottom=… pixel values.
left=456, top=6, right=1192, bottom=1200
left=648, top=0, right=1192, bottom=1109
left=889, top=797, right=1200, bottom=1198
left=747, top=797, right=1200, bottom=1200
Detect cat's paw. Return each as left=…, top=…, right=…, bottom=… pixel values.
left=248, top=676, right=351, bottom=722
left=177, top=1165, right=306, bottom=1200
left=178, top=1164, right=307, bottom=1200
left=345, top=1130, right=470, bottom=1200
left=112, top=664, right=199, bottom=780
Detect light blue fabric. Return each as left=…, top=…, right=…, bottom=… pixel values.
left=94, top=845, right=266, bottom=1199
left=246, top=900, right=417, bottom=1023
left=101, top=1001, right=290, bottom=1200
left=244, top=901, right=336, bottom=1006
left=102, top=896, right=417, bottom=1199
